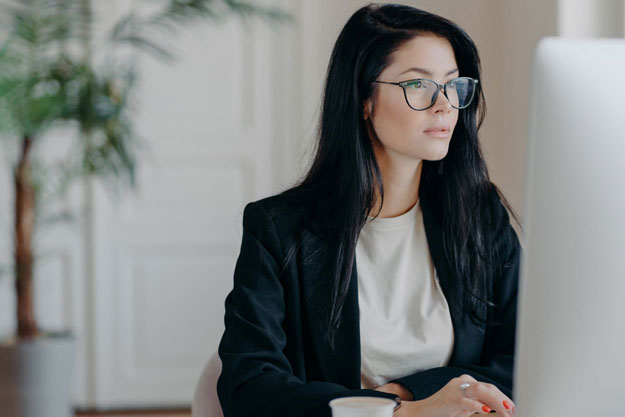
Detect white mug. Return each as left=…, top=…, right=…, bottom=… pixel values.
left=329, top=396, right=396, bottom=417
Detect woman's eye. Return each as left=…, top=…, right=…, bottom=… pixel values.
left=408, top=80, right=423, bottom=89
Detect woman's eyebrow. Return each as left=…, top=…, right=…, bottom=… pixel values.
left=399, top=67, right=459, bottom=77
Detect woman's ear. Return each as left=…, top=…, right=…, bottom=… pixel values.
left=363, top=99, right=372, bottom=119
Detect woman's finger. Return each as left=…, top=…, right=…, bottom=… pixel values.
left=472, top=383, right=514, bottom=417
left=480, top=383, right=516, bottom=415
left=460, top=397, right=492, bottom=415
left=482, top=382, right=516, bottom=410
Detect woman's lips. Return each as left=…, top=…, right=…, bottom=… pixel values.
left=423, top=128, right=451, bottom=138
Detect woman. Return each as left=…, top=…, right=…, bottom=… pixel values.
left=217, top=4, right=521, bottom=417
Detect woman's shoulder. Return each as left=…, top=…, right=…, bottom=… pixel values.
left=243, top=187, right=316, bottom=234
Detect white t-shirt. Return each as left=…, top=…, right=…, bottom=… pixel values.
left=356, top=199, right=455, bottom=389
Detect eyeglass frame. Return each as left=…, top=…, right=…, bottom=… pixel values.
left=371, top=76, right=479, bottom=111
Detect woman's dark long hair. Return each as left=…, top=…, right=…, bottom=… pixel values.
left=273, top=3, right=518, bottom=349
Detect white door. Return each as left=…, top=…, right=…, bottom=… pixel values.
left=87, top=0, right=301, bottom=408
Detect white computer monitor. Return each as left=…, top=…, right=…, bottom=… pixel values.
left=515, top=37, right=625, bottom=417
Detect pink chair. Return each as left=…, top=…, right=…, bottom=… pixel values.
left=192, top=352, right=224, bottom=417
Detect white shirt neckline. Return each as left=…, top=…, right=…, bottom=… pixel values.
left=364, top=199, right=420, bottom=232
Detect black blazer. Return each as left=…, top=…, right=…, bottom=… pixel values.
left=217, top=187, right=521, bottom=417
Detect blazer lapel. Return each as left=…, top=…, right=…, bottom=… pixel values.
left=299, top=229, right=362, bottom=389
left=328, top=261, right=362, bottom=388
left=420, top=193, right=485, bottom=365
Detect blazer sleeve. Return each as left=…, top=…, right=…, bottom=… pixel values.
left=217, top=201, right=398, bottom=417
left=390, top=191, right=521, bottom=401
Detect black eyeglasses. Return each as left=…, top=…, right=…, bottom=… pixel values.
left=372, top=76, right=479, bottom=111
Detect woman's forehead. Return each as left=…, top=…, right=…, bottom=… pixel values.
left=387, top=35, right=457, bottom=78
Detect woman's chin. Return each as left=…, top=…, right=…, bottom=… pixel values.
left=386, top=140, right=450, bottom=162
left=422, top=144, right=450, bottom=161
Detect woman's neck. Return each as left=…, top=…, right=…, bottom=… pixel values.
left=370, top=148, right=423, bottom=219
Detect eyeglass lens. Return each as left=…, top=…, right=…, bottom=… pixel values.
left=403, top=77, right=476, bottom=110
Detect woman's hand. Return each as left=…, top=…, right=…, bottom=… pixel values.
left=393, top=374, right=516, bottom=417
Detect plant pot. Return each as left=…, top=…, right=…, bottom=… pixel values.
left=0, top=333, right=75, bottom=417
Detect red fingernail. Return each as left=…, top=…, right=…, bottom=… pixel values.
left=503, top=401, right=511, bottom=410
left=482, top=405, right=491, bottom=413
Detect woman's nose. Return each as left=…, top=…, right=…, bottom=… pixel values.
left=433, top=86, right=453, bottom=112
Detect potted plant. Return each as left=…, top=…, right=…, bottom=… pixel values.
left=0, top=1, right=289, bottom=416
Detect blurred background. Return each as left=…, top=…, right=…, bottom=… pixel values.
left=0, top=0, right=623, bottom=415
